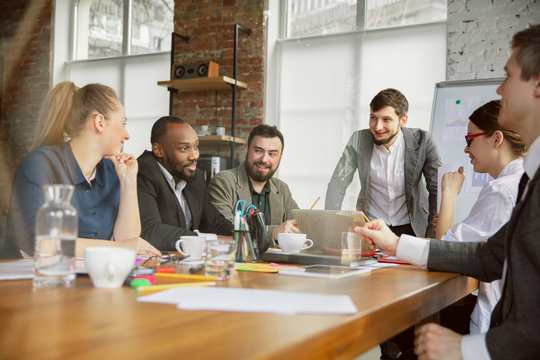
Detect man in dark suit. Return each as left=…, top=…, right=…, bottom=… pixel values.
left=137, top=116, right=233, bottom=251
left=356, top=23, right=540, bottom=360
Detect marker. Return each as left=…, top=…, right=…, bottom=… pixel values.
left=189, top=263, right=205, bottom=274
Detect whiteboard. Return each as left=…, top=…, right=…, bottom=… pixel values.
left=429, top=78, right=504, bottom=223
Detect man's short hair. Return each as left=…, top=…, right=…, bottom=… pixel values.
left=511, top=23, right=540, bottom=81
left=150, top=116, right=187, bottom=144
left=370, top=88, right=409, bottom=119
left=247, top=124, right=285, bottom=151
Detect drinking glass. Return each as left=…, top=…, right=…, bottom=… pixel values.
left=33, top=184, right=78, bottom=287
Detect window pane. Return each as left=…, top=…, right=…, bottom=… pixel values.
left=287, top=0, right=358, bottom=38
left=130, top=0, right=174, bottom=55
left=366, top=0, right=446, bottom=29
left=76, top=0, right=124, bottom=59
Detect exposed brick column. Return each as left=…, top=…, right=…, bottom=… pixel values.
left=172, top=0, right=265, bottom=148
left=0, top=0, right=54, bottom=238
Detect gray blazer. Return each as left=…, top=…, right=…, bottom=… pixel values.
left=206, top=163, right=299, bottom=244
left=427, top=169, right=540, bottom=359
left=325, top=127, right=441, bottom=237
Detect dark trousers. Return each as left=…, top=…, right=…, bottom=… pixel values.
left=380, top=223, right=417, bottom=360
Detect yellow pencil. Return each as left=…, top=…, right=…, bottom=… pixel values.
left=154, top=272, right=218, bottom=281
left=361, top=211, right=370, bottom=223
left=137, top=281, right=216, bottom=295
left=309, top=196, right=320, bottom=210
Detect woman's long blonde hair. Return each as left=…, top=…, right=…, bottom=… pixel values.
left=31, top=82, right=119, bottom=150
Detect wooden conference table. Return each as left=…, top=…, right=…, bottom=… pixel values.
left=0, top=260, right=477, bottom=360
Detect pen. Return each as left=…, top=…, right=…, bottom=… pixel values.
left=136, top=281, right=216, bottom=295
left=189, top=263, right=205, bottom=274
left=154, top=272, right=218, bottom=281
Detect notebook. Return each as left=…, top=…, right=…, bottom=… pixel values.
left=261, top=209, right=368, bottom=265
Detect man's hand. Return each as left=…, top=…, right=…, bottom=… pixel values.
left=414, top=323, right=463, bottom=360
left=274, top=219, right=299, bottom=241
left=441, top=167, right=465, bottom=196
left=353, top=219, right=399, bottom=256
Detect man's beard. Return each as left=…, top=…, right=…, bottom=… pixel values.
left=372, top=128, right=399, bottom=146
left=245, top=161, right=277, bottom=183
left=173, top=162, right=197, bottom=184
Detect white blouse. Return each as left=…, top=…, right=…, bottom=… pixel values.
left=441, top=157, right=524, bottom=334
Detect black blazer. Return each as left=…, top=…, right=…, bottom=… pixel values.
left=427, top=167, right=540, bottom=359
left=137, top=151, right=233, bottom=251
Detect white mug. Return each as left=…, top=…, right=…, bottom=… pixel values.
left=277, top=233, right=313, bottom=253
left=175, top=236, right=205, bottom=260
left=216, top=126, right=226, bottom=135
left=84, top=247, right=136, bottom=288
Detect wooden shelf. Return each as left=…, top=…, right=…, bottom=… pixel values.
left=157, top=76, right=248, bottom=92
left=198, top=135, right=246, bottom=147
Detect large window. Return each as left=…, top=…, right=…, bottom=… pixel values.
left=75, top=0, right=174, bottom=59
left=266, top=1, right=447, bottom=210
left=286, top=0, right=446, bottom=38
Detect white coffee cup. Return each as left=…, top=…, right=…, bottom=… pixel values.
left=84, top=247, right=136, bottom=288
left=216, top=126, right=226, bottom=136
left=277, top=233, right=313, bottom=253
left=175, top=236, right=205, bottom=260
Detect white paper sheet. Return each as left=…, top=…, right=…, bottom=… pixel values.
left=0, top=259, right=34, bottom=280
left=138, top=287, right=358, bottom=315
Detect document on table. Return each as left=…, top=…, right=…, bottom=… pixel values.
left=138, top=287, right=358, bottom=315
left=0, top=259, right=34, bottom=280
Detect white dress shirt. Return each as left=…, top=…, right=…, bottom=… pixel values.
left=441, top=158, right=523, bottom=333
left=157, top=162, right=192, bottom=229
left=368, top=130, right=409, bottom=226
left=395, top=137, right=540, bottom=360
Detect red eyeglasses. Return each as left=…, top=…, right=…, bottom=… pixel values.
left=465, top=132, right=486, bottom=147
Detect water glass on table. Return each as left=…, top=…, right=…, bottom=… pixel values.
left=205, top=238, right=236, bottom=280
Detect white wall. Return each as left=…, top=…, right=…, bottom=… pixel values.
left=447, top=0, right=540, bottom=80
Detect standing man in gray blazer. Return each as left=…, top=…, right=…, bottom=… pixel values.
left=326, top=88, right=442, bottom=239
left=326, top=88, right=442, bottom=359
left=357, top=23, right=540, bottom=359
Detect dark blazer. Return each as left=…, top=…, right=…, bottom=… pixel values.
left=427, top=168, right=540, bottom=359
left=137, top=151, right=233, bottom=251
left=325, top=127, right=441, bottom=237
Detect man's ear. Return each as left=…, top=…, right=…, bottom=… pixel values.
left=152, top=142, right=163, bottom=158
left=244, top=144, right=248, bottom=156
left=533, top=73, right=540, bottom=98
left=399, top=115, right=408, bottom=127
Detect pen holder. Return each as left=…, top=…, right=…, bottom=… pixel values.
left=234, top=230, right=258, bottom=263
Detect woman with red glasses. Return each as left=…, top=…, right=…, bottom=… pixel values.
left=434, top=99, right=526, bottom=334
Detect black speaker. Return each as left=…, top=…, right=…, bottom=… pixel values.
left=172, top=61, right=219, bottom=80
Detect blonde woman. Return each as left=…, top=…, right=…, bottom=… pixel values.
left=435, top=99, right=526, bottom=333
left=6, top=82, right=160, bottom=257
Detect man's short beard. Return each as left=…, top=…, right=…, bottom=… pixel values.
left=245, top=161, right=276, bottom=183
left=372, top=129, right=399, bottom=146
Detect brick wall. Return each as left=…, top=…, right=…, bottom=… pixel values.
left=171, top=0, right=265, bottom=152
left=0, top=0, right=54, bottom=240
left=447, top=0, right=540, bottom=80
